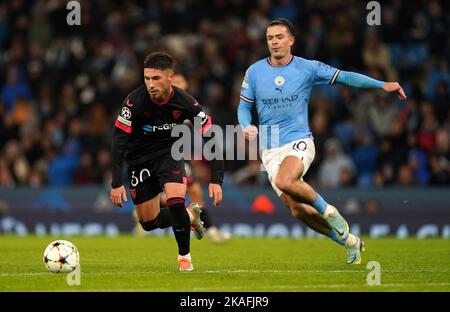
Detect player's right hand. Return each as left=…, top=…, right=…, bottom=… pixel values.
left=111, top=185, right=128, bottom=208
left=243, top=125, right=258, bottom=141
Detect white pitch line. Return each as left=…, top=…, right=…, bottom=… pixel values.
left=189, top=283, right=450, bottom=291
left=201, top=269, right=450, bottom=274
left=0, top=272, right=49, bottom=276
left=0, top=268, right=449, bottom=277
left=43, top=283, right=450, bottom=292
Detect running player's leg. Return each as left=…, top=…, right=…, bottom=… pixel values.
left=164, top=182, right=193, bottom=271
left=262, top=139, right=363, bottom=264
left=188, top=181, right=230, bottom=243
left=158, top=157, right=199, bottom=271
left=135, top=194, right=172, bottom=231
left=185, top=162, right=220, bottom=240
left=275, top=155, right=350, bottom=239
left=160, top=179, right=205, bottom=240
left=276, top=154, right=364, bottom=263
left=263, top=141, right=346, bottom=244
left=187, top=181, right=211, bottom=229
left=280, top=193, right=329, bottom=235
left=279, top=193, right=345, bottom=245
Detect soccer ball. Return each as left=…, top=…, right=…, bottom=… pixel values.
left=43, top=240, right=79, bottom=273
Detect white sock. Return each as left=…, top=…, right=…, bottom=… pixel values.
left=178, top=253, right=191, bottom=260
left=322, top=204, right=336, bottom=218
left=345, top=234, right=358, bottom=247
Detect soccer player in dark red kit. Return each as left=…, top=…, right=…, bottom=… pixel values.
left=110, top=52, right=224, bottom=271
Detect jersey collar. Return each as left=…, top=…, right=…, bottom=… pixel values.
left=267, top=55, right=294, bottom=67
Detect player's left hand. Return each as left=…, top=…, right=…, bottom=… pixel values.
left=208, top=183, right=222, bottom=207
left=243, top=125, right=258, bottom=141
left=383, top=82, right=407, bottom=100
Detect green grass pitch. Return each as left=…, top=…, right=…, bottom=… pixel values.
left=0, top=236, right=449, bottom=292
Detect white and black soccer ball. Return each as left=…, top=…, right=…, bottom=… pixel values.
left=43, top=240, right=79, bottom=273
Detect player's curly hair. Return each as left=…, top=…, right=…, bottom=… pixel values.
left=267, top=18, right=296, bottom=37
left=144, top=51, right=174, bottom=70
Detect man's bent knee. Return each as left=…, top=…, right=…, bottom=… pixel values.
left=275, top=175, right=292, bottom=194
left=139, top=219, right=159, bottom=231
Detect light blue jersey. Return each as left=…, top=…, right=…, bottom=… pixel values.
left=240, top=55, right=340, bottom=149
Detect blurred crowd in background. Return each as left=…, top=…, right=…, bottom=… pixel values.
left=0, top=0, right=449, bottom=190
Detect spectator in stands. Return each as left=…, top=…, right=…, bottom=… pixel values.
left=352, top=129, right=378, bottom=188
left=428, top=129, right=450, bottom=185
left=417, top=101, right=439, bottom=154
left=397, top=164, right=417, bottom=187
left=368, top=92, right=399, bottom=137
left=362, top=32, right=398, bottom=82
left=1, top=67, right=31, bottom=112
left=318, top=138, right=355, bottom=188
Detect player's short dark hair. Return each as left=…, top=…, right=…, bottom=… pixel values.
left=267, top=18, right=295, bottom=37
left=143, top=52, right=174, bottom=70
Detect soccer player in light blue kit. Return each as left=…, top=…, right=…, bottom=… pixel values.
left=238, top=18, right=407, bottom=264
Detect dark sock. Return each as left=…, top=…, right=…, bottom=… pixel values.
left=139, top=207, right=173, bottom=231
left=156, top=207, right=173, bottom=228
left=200, top=208, right=213, bottom=229
left=167, top=197, right=190, bottom=256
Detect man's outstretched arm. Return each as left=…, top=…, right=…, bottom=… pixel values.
left=335, top=71, right=407, bottom=100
